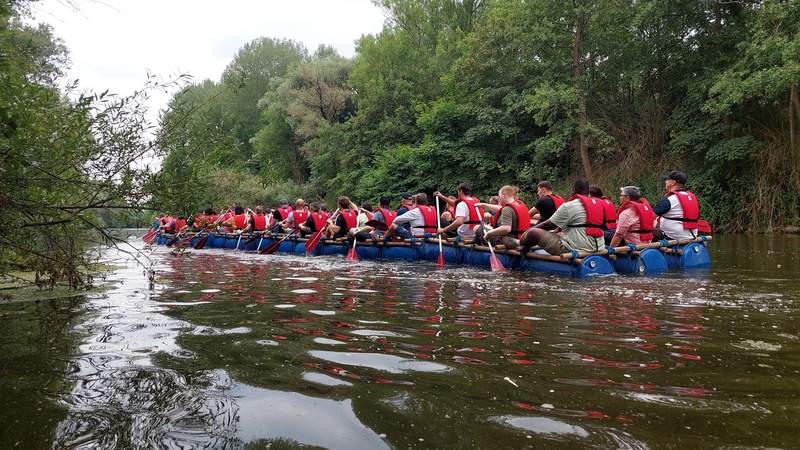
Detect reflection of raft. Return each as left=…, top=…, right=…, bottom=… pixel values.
left=154, top=233, right=711, bottom=278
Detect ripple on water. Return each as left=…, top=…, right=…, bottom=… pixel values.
left=491, top=415, right=590, bottom=438
left=301, top=371, right=353, bottom=387
left=291, top=289, right=317, bottom=294
left=350, top=329, right=410, bottom=338
left=313, top=337, right=346, bottom=346
left=308, top=350, right=452, bottom=374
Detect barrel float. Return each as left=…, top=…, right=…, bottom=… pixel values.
left=462, top=247, right=513, bottom=269
left=573, top=255, right=616, bottom=277
left=382, top=243, right=419, bottom=262
left=665, top=242, right=711, bottom=270
left=355, top=242, right=381, bottom=260
left=613, top=248, right=668, bottom=274
left=320, top=240, right=346, bottom=257
left=420, top=241, right=462, bottom=264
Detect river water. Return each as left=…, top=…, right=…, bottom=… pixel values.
left=0, top=234, right=798, bottom=449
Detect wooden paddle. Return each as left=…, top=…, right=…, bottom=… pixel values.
left=305, top=208, right=339, bottom=255
left=435, top=196, right=445, bottom=268
left=259, top=229, right=297, bottom=255
left=194, top=208, right=231, bottom=250
left=478, top=215, right=507, bottom=272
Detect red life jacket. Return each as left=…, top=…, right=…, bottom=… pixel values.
left=207, top=214, right=218, bottom=225
left=568, top=194, right=605, bottom=238
left=340, top=209, right=358, bottom=230
left=222, top=211, right=233, bottom=222
left=233, top=214, right=247, bottom=229
left=162, top=216, right=175, bottom=232
left=599, top=197, right=617, bottom=229
left=547, top=194, right=564, bottom=209
left=175, top=218, right=187, bottom=231
left=252, top=214, right=267, bottom=231
left=378, top=208, right=396, bottom=227
left=491, top=199, right=531, bottom=238
left=415, top=205, right=438, bottom=232
left=311, top=212, right=327, bottom=230
left=618, top=198, right=655, bottom=242
left=667, top=190, right=700, bottom=230
left=276, top=206, right=293, bottom=221
left=293, top=209, right=309, bottom=228
left=457, top=197, right=484, bottom=224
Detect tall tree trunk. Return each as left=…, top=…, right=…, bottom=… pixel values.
left=791, top=83, right=800, bottom=188
left=572, top=13, right=592, bottom=179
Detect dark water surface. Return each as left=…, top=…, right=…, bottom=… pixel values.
left=1, top=235, right=798, bottom=449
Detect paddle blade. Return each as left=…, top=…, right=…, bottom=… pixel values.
left=489, top=254, right=508, bottom=272
left=437, top=252, right=445, bottom=268
left=259, top=240, right=281, bottom=255
left=305, top=230, right=323, bottom=255
left=194, top=234, right=209, bottom=249
left=166, top=235, right=179, bottom=247
left=346, top=243, right=359, bottom=261
left=142, top=229, right=154, bottom=241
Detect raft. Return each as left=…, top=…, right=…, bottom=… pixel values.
left=153, top=232, right=711, bottom=278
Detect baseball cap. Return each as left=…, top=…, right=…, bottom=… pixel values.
left=662, top=170, right=687, bottom=184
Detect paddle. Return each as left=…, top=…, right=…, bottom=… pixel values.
left=259, top=229, right=296, bottom=255
left=435, top=196, right=445, bottom=268
left=478, top=215, right=507, bottom=272
left=346, top=234, right=359, bottom=261
left=234, top=211, right=252, bottom=250
left=305, top=208, right=340, bottom=255
left=194, top=208, right=231, bottom=250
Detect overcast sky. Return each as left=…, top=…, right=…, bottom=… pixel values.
left=31, top=0, right=387, bottom=124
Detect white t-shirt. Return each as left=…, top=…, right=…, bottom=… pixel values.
left=454, top=202, right=476, bottom=238
left=659, top=196, right=695, bottom=240
left=393, top=208, right=426, bottom=235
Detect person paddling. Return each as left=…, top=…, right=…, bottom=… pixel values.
left=242, top=206, right=271, bottom=233
left=520, top=179, right=606, bottom=255
left=610, top=186, right=655, bottom=247
left=475, top=185, right=529, bottom=249
left=528, top=181, right=564, bottom=224
left=589, top=185, right=617, bottom=245
left=274, top=199, right=293, bottom=223
left=299, top=202, right=329, bottom=236
left=280, top=199, right=308, bottom=232
left=435, top=183, right=483, bottom=241
left=327, top=196, right=359, bottom=239
left=386, top=193, right=437, bottom=239
left=653, top=171, right=700, bottom=241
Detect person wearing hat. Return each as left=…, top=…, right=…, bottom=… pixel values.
left=653, top=170, right=700, bottom=241
left=395, top=192, right=414, bottom=233
left=610, top=186, right=655, bottom=246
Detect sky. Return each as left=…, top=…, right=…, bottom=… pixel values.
left=31, top=0, right=387, bottom=125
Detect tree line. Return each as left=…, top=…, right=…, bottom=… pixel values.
left=153, top=0, right=800, bottom=233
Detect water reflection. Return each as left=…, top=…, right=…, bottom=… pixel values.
left=1, top=235, right=798, bottom=449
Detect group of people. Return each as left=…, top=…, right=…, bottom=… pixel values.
left=155, top=170, right=708, bottom=256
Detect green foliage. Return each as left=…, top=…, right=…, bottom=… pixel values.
left=152, top=0, right=800, bottom=231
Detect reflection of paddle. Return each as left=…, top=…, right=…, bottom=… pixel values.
left=435, top=197, right=445, bottom=268
left=305, top=209, right=339, bottom=255
left=478, top=216, right=507, bottom=272
left=346, top=235, right=358, bottom=261
left=259, top=229, right=296, bottom=255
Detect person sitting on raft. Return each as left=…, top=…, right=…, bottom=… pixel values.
left=528, top=180, right=563, bottom=224
left=242, top=206, right=271, bottom=234
left=520, top=179, right=606, bottom=254
left=589, top=185, right=617, bottom=245
left=610, top=186, right=654, bottom=247
left=223, top=205, right=249, bottom=232
left=475, top=185, right=529, bottom=249
left=299, top=202, right=329, bottom=236
left=434, top=183, right=483, bottom=241
left=652, top=170, right=700, bottom=241
left=385, top=193, right=438, bottom=239
left=280, top=199, right=308, bottom=232
left=483, top=196, right=500, bottom=223
left=273, top=200, right=293, bottom=223
left=349, top=196, right=395, bottom=239
left=327, top=196, right=359, bottom=239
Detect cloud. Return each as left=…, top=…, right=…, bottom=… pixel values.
left=31, top=0, right=386, bottom=121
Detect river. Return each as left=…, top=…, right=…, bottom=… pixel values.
left=0, top=234, right=798, bottom=449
